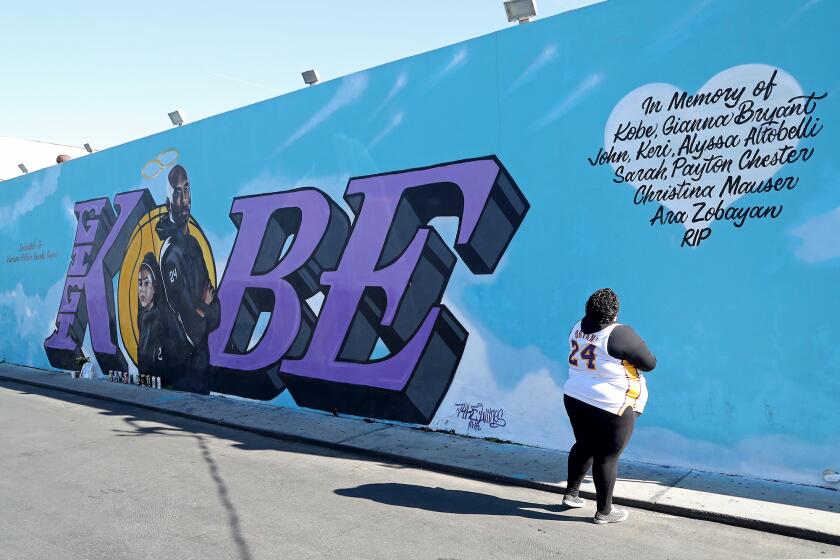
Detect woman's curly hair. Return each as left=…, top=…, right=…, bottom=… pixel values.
left=585, top=288, right=619, bottom=324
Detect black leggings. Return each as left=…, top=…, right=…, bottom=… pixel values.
left=564, top=395, right=637, bottom=514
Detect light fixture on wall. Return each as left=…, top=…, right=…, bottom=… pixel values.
left=17, top=164, right=28, bottom=174
left=504, top=0, right=537, bottom=24
left=168, top=110, right=185, bottom=127
left=302, top=69, right=320, bottom=86
left=84, top=143, right=94, bottom=153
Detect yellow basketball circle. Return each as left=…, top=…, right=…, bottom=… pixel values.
left=117, top=206, right=216, bottom=367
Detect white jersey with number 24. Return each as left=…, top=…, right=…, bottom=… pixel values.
left=563, top=321, right=648, bottom=415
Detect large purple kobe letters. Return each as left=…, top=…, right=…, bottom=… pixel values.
left=44, top=191, right=155, bottom=372
left=44, top=157, right=528, bottom=424
left=208, top=189, right=350, bottom=399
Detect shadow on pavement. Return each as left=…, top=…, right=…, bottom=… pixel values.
left=334, top=483, right=590, bottom=522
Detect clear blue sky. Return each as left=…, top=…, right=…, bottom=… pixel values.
left=0, top=0, right=601, bottom=149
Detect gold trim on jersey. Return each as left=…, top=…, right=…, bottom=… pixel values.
left=622, top=360, right=642, bottom=408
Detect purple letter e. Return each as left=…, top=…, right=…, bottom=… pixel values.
left=281, top=157, right=529, bottom=423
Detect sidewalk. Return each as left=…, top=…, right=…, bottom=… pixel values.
left=1, top=363, right=837, bottom=545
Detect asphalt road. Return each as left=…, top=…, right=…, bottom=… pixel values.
left=0, top=380, right=837, bottom=560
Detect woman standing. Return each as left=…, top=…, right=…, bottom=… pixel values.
left=562, top=288, right=657, bottom=524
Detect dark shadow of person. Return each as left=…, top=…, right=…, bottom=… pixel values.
left=335, top=483, right=589, bottom=522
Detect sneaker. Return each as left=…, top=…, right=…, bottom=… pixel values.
left=562, top=494, right=586, bottom=508
left=594, top=508, right=629, bottom=524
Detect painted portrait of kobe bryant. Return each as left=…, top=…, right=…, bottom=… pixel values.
left=117, top=149, right=219, bottom=393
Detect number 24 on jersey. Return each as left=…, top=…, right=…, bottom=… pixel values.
left=569, top=340, right=597, bottom=370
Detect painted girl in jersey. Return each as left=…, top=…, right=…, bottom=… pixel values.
left=137, top=252, right=171, bottom=378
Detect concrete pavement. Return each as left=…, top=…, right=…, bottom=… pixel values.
left=1, top=363, right=838, bottom=548
left=3, top=377, right=840, bottom=560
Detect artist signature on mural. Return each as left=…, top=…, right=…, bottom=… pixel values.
left=454, top=402, right=506, bottom=431
left=6, top=239, right=56, bottom=264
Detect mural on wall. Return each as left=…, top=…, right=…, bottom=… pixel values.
left=1, top=0, right=838, bottom=486
left=43, top=156, right=528, bottom=423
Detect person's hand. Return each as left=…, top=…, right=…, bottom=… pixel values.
left=202, top=282, right=214, bottom=305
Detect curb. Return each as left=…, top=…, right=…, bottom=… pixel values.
left=1, top=370, right=837, bottom=546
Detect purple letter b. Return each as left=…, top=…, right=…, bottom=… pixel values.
left=208, top=189, right=349, bottom=399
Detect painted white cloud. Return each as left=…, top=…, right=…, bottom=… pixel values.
left=785, top=0, right=821, bottom=26
left=236, top=171, right=286, bottom=198
left=368, top=111, right=405, bottom=149
left=279, top=74, right=369, bottom=151
left=374, top=72, right=408, bottom=116
left=0, top=166, right=61, bottom=231
left=430, top=301, right=574, bottom=448
left=534, top=72, right=605, bottom=128
left=423, top=48, right=469, bottom=91
left=236, top=170, right=350, bottom=199
left=790, top=206, right=840, bottom=263
left=62, top=195, right=76, bottom=230
left=504, top=44, right=557, bottom=98
left=0, top=279, right=64, bottom=366
left=651, top=0, right=712, bottom=52
left=205, top=230, right=238, bottom=278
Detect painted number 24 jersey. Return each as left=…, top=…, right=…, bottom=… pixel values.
left=563, top=321, right=648, bottom=415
